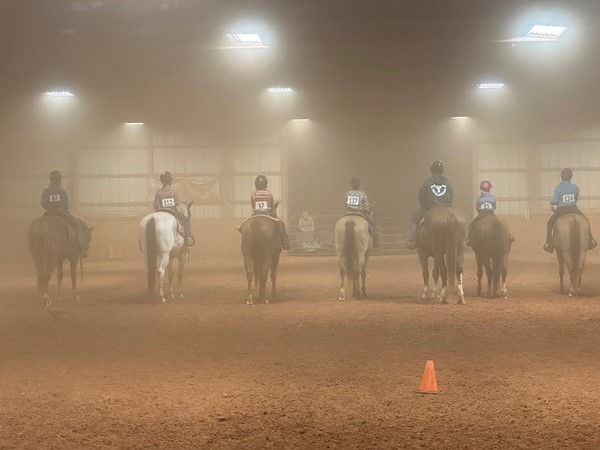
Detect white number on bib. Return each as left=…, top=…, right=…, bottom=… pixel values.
left=255, top=201, right=269, bottom=211
left=161, top=198, right=175, bottom=208
left=347, top=196, right=360, bottom=206
left=49, top=194, right=61, bottom=202
left=562, top=194, right=575, bottom=203
left=480, top=201, right=494, bottom=210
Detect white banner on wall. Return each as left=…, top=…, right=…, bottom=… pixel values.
left=148, top=177, right=221, bottom=203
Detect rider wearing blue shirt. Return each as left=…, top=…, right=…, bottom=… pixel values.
left=466, top=180, right=496, bottom=247
left=406, top=161, right=453, bottom=250
left=544, top=168, right=596, bottom=252
left=345, top=177, right=380, bottom=248
left=40, top=170, right=86, bottom=252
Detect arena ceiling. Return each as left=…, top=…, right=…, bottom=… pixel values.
left=1, top=0, right=600, bottom=129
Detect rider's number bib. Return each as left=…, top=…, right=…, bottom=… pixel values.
left=255, top=201, right=269, bottom=211
left=49, top=194, right=61, bottom=203
left=480, top=201, right=494, bottom=210
left=347, top=196, right=360, bottom=207
left=562, top=194, right=575, bottom=204
left=161, top=198, right=175, bottom=208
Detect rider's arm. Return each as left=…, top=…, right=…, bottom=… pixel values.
left=550, top=185, right=560, bottom=206
left=446, top=183, right=454, bottom=204
left=62, top=189, right=70, bottom=211
left=153, top=191, right=161, bottom=210
left=418, top=181, right=428, bottom=207
left=40, top=189, right=49, bottom=210
left=362, top=192, right=371, bottom=213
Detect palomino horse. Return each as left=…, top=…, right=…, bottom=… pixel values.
left=28, top=214, right=93, bottom=306
left=239, top=215, right=282, bottom=305
left=416, top=206, right=467, bottom=304
left=334, top=214, right=371, bottom=301
left=139, top=202, right=192, bottom=302
left=470, top=214, right=513, bottom=299
left=552, top=213, right=590, bottom=297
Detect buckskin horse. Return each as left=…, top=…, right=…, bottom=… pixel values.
left=239, top=215, right=282, bottom=305
left=470, top=213, right=513, bottom=299
left=416, top=206, right=467, bottom=304
left=552, top=213, right=590, bottom=297
left=334, top=214, right=371, bottom=301
left=139, top=202, right=192, bottom=302
left=28, top=214, right=93, bottom=307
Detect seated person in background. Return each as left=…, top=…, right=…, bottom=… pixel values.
left=153, top=171, right=195, bottom=246
left=251, top=174, right=291, bottom=250
left=345, top=177, right=380, bottom=248
left=298, top=210, right=315, bottom=233
left=543, top=168, right=596, bottom=253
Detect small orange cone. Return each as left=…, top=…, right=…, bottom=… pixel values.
left=418, top=360, right=439, bottom=394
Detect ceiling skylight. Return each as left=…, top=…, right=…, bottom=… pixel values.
left=226, top=33, right=268, bottom=48
left=525, top=25, right=567, bottom=40
left=268, top=86, right=293, bottom=93
left=477, top=83, right=504, bottom=89
left=45, top=90, right=74, bottom=97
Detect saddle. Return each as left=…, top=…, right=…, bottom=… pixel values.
left=157, top=208, right=186, bottom=236
left=236, top=214, right=280, bottom=232
left=43, top=210, right=77, bottom=240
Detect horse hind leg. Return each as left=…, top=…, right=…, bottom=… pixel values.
left=338, top=266, right=346, bottom=301
left=56, top=260, right=64, bottom=301
left=166, top=261, right=176, bottom=299
left=244, top=257, right=253, bottom=305
left=360, top=264, right=367, bottom=298
left=457, top=270, right=465, bottom=305
left=157, top=254, right=170, bottom=303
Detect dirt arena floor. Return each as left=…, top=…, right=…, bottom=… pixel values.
left=1, top=249, right=600, bottom=449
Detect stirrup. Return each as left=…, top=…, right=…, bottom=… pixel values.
left=589, top=240, right=597, bottom=250
left=185, top=236, right=196, bottom=246
left=405, top=240, right=417, bottom=250
left=543, top=243, right=553, bottom=253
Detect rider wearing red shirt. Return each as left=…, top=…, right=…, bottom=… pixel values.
left=251, top=174, right=291, bottom=250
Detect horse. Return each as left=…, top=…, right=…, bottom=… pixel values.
left=552, top=213, right=590, bottom=297
left=28, top=214, right=93, bottom=307
left=416, top=206, right=467, bottom=304
left=470, top=214, right=513, bottom=299
left=334, top=214, right=371, bottom=301
left=239, top=215, right=282, bottom=305
left=139, top=202, right=192, bottom=303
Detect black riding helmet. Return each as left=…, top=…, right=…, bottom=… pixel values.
left=49, top=170, right=62, bottom=185
left=160, top=171, right=173, bottom=186
left=350, top=177, right=360, bottom=188
left=255, top=174, right=268, bottom=190
left=561, top=168, right=573, bottom=181
left=430, top=160, right=444, bottom=174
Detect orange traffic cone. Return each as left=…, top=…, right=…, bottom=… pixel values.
left=418, top=360, right=439, bottom=394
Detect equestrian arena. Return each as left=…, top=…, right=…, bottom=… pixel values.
left=1, top=217, right=600, bottom=449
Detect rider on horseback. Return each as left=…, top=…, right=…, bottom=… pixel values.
left=345, top=177, right=380, bottom=248
left=251, top=174, right=291, bottom=250
left=153, top=171, right=195, bottom=246
left=406, top=161, right=454, bottom=250
left=466, top=180, right=496, bottom=247
left=543, top=168, right=597, bottom=253
left=40, top=170, right=88, bottom=256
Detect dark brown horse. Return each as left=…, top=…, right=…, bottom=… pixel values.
left=239, top=215, right=282, bottom=304
left=28, top=214, right=93, bottom=306
left=470, top=214, right=513, bottom=299
left=416, top=207, right=467, bottom=304
left=552, top=213, right=590, bottom=297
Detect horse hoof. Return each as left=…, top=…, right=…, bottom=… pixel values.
left=178, top=294, right=184, bottom=299
left=457, top=298, right=466, bottom=305
left=160, top=298, right=167, bottom=303
left=72, top=295, right=80, bottom=301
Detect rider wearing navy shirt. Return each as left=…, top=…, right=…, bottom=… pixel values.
left=40, top=170, right=86, bottom=251
left=544, top=168, right=597, bottom=253
left=406, top=161, right=453, bottom=250
left=345, top=177, right=380, bottom=248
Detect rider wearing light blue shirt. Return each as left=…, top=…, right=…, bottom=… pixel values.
left=466, top=180, right=498, bottom=247
left=544, top=168, right=596, bottom=252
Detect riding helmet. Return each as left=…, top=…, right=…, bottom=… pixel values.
left=49, top=170, right=62, bottom=185
left=479, top=180, right=492, bottom=192
left=350, top=177, right=360, bottom=188
left=430, top=160, right=444, bottom=174
left=160, top=171, right=173, bottom=186
left=561, top=168, right=573, bottom=181
left=255, top=174, right=268, bottom=190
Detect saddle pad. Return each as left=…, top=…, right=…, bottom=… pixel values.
left=236, top=215, right=280, bottom=231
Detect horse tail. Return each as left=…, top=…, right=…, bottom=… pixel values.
left=569, top=218, right=581, bottom=274
left=251, top=219, right=265, bottom=282
left=146, top=217, right=157, bottom=293
left=446, top=213, right=459, bottom=292
left=344, top=219, right=357, bottom=280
